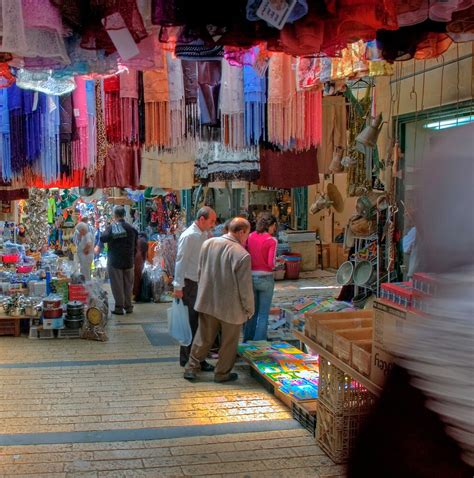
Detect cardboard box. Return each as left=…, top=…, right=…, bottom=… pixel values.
left=317, top=318, right=373, bottom=352
left=289, top=241, right=316, bottom=271
left=333, top=327, right=373, bottom=364
left=351, top=340, right=372, bottom=377
left=370, top=344, right=396, bottom=387
left=329, top=243, right=338, bottom=269
left=373, top=299, right=409, bottom=352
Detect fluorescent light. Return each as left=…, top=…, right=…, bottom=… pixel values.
left=424, top=115, right=474, bottom=130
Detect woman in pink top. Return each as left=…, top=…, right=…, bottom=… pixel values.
left=244, top=212, right=278, bottom=342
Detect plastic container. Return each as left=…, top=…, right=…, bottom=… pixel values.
left=2, top=254, right=20, bottom=264
left=282, top=253, right=302, bottom=280
left=17, top=265, right=34, bottom=274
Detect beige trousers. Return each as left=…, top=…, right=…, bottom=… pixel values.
left=318, top=96, right=347, bottom=174
left=186, top=313, right=242, bottom=380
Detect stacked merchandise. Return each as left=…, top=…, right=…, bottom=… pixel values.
left=239, top=341, right=319, bottom=401
left=380, top=281, right=413, bottom=308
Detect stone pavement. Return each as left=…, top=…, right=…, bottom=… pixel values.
left=0, top=297, right=346, bottom=478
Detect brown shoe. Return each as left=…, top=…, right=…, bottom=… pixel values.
left=214, top=372, right=238, bottom=383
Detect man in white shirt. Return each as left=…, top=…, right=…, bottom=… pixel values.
left=173, top=206, right=217, bottom=369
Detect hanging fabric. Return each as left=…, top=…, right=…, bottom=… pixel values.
left=95, top=79, right=108, bottom=172
left=143, top=53, right=169, bottom=148
left=197, top=61, right=222, bottom=127
left=85, top=79, right=97, bottom=174
left=103, top=75, right=121, bottom=144
left=59, top=93, right=73, bottom=177
left=182, top=60, right=200, bottom=138
left=0, top=89, right=11, bottom=180
left=268, top=53, right=322, bottom=150
left=166, top=52, right=186, bottom=149
left=7, top=84, right=27, bottom=176
left=71, top=76, right=89, bottom=171
left=243, top=50, right=266, bottom=146
left=23, top=90, right=42, bottom=164
left=220, top=59, right=245, bottom=150
left=119, top=69, right=140, bottom=144
left=36, top=94, right=61, bottom=183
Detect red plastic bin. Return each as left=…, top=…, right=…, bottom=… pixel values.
left=282, top=253, right=302, bottom=280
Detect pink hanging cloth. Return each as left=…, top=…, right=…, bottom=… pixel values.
left=71, top=77, right=89, bottom=170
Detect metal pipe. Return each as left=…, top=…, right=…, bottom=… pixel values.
left=389, top=53, right=473, bottom=84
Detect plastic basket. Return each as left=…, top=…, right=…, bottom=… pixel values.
left=318, top=356, right=376, bottom=415
left=282, top=253, right=302, bottom=280
left=316, top=400, right=368, bottom=463
left=292, top=401, right=317, bottom=436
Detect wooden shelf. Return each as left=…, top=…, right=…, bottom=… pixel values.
left=293, top=330, right=383, bottom=396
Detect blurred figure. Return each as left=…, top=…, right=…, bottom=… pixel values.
left=348, top=124, right=474, bottom=477
left=133, top=232, right=149, bottom=301
left=244, top=212, right=278, bottom=342
left=75, top=222, right=94, bottom=280
left=17, top=224, right=28, bottom=245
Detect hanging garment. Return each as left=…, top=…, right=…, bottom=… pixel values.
left=140, top=149, right=195, bottom=189
left=95, top=80, right=108, bottom=172
left=36, top=94, right=61, bottom=183
left=221, top=59, right=245, bottom=149
left=72, top=77, right=89, bottom=171
left=0, top=88, right=11, bottom=180
left=119, top=33, right=165, bottom=70
left=59, top=93, right=73, bottom=177
left=195, top=141, right=260, bottom=183
left=23, top=90, right=42, bottom=164
left=103, top=75, right=121, bottom=144
left=0, top=0, right=70, bottom=67
left=197, top=61, right=222, bottom=127
left=85, top=79, right=97, bottom=173
left=119, top=69, right=140, bottom=144
left=166, top=52, right=186, bottom=149
left=243, top=51, right=266, bottom=146
left=256, top=146, right=319, bottom=188
left=447, top=5, right=474, bottom=41
left=143, top=55, right=170, bottom=148
left=268, top=53, right=322, bottom=150
left=395, top=0, right=473, bottom=26
left=317, top=96, right=347, bottom=175
left=7, top=84, right=27, bottom=176
left=182, top=60, right=200, bottom=138
left=80, top=0, right=147, bottom=55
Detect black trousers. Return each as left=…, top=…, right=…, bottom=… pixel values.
left=179, top=279, right=202, bottom=366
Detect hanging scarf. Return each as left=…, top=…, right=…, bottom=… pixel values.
left=23, top=90, right=42, bottom=164
left=119, top=69, right=139, bottom=144
left=7, top=84, right=27, bottom=175
left=95, top=80, right=108, bottom=172
left=72, top=76, right=89, bottom=170
left=243, top=50, right=266, bottom=146
left=166, top=52, right=186, bottom=149
left=59, top=93, right=74, bottom=177
left=143, top=52, right=169, bottom=148
left=268, top=53, right=322, bottom=150
left=182, top=60, right=199, bottom=138
left=36, top=94, right=60, bottom=183
left=220, top=59, right=244, bottom=150
left=85, top=79, right=97, bottom=173
left=0, top=89, right=11, bottom=180
left=103, top=75, right=121, bottom=144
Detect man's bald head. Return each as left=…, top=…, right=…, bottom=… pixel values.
left=227, top=217, right=251, bottom=245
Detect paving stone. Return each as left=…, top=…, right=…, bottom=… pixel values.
left=63, top=459, right=144, bottom=473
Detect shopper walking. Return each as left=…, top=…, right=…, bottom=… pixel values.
left=75, top=222, right=94, bottom=280
left=173, top=206, right=217, bottom=370
left=100, top=206, right=138, bottom=315
left=244, top=212, right=278, bottom=342
left=133, top=232, right=149, bottom=300
left=184, top=217, right=255, bottom=383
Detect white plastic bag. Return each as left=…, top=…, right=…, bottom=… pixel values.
left=167, top=299, right=192, bottom=346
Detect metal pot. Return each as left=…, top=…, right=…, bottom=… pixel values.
left=25, top=305, right=42, bottom=317
left=43, top=296, right=62, bottom=310
left=64, top=317, right=83, bottom=329
left=43, top=308, right=63, bottom=319
left=353, top=260, right=376, bottom=286
left=9, top=306, right=24, bottom=317
left=0, top=301, right=10, bottom=314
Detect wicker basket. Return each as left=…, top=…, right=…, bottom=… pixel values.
left=318, top=356, right=376, bottom=415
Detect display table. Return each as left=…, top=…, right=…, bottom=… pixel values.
left=293, top=330, right=383, bottom=396
left=0, top=315, right=36, bottom=337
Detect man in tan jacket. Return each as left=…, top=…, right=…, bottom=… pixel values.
left=184, top=217, right=255, bottom=383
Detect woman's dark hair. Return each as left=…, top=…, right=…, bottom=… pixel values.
left=255, top=212, right=278, bottom=234
left=139, top=232, right=148, bottom=240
